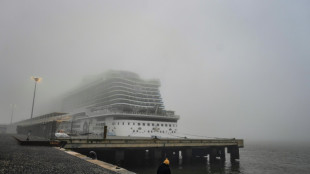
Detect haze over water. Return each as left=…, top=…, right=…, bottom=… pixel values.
left=1, top=1, right=310, bottom=173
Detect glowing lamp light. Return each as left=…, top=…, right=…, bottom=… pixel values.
left=31, top=76, right=42, bottom=83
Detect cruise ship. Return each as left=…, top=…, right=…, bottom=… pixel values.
left=57, top=70, right=180, bottom=138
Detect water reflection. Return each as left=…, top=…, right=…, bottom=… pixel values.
left=230, top=161, right=241, bottom=173
left=74, top=149, right=241, bottom=174
left=123, top=157, right=241, bottom=174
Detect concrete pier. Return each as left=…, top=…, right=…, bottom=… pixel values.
left=14, top=119, right=244, bottom=165
left=153, top=148, right=163, bottom=161
left=59, top=137, right=243, bottom=164
left=219, top=147, right=226, bottom=161
left=183, top=148, right=193, bottom=163
left=115, top=150, right=125, bottom=163
left=228, top=145, right=240, bottom=162
left=209, top=147, right=217, bottom=163
left=13, top=113, right=244, bottom=165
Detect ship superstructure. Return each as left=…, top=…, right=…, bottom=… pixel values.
left=58, top=70, right=180, bottom=137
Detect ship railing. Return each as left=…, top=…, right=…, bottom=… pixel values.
left=90, top=110, right=178, bottom=118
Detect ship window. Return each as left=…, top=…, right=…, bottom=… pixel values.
left=123, top=122, right=124, bottom=125
left=169, top=124, right=171, bottom=127
left=143, top=123, right=145, bottom=126
left=165, top=124, right=167, bottom=127
left=138, top=123, right=140, bottom=126
left=147, top=123, right=150, bottom=126
left=128, top=122, right=130, bottom=125
left=118, top=122, right=119, bottom=125
left=152, top=123, right=154, bottom=126
left=157, top=124, right=159, bottom=126
left=133, top=123, right=135, bottom=125
left=161, top=124, right=163, bottom=126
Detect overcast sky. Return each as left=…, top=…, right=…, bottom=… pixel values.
left=1, top=0, right=309, bottom=142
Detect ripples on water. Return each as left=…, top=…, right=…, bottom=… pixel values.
left=124, top=158, right=241, bottom=174
left=123, top=142, right=310, bottom=174
left=240, top=142, right=310, bottom=174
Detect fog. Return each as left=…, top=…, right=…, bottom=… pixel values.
left=1, top=0, right=309, bottom=142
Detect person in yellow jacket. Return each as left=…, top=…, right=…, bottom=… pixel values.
left=157, top=158, right=171, bottom=174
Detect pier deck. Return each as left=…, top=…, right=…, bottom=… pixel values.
left=57, top=136, right=244, bottom=164
left=58, top=137, right=244, bottom=149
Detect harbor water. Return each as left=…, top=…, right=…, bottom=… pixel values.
left=121, top=142, right=310, bottom=174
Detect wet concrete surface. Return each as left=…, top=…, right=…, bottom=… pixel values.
left=0, top=134, right=118, bottom=174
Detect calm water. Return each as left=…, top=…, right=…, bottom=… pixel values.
left=122, top=142, right=310, bottom=174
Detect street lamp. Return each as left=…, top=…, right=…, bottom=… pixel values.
left=10, top=104, right=16, bottom=125
left=30, top=76, right=42, bottom=119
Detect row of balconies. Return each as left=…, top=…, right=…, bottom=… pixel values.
left=95, top=93, right=162, bottom=104
left=64, top=91, right=163, bottom=111
left=104, top=79, right=159, bottom=90
left=65, top=86, right=161, bottom=105
left=93, top=98, right=163, bottom=108
left=95, top=89, right=161, bottom=100
left=63, top=75, right=163, bottom=112
left=106, top=76, right=160, bottom=88
left=93, top=82, right=160, bottom=95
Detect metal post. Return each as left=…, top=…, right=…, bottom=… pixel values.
left=28, top=77, right=41, bottom=140
left=30, top=77, right=41, bottom=119
left=30, top=81, right=37, bottom=119
left=10, top=104, right=15, bottom=125
left=87, top=118, right=91, bottom=140
left=103, top=126, right=107, bottom=139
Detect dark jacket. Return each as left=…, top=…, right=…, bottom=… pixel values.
left=157, top=163, right=171, bottom=174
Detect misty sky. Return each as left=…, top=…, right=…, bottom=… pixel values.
left=1, top=0, right=309, bottom=142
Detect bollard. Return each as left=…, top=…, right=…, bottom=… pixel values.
left=89, top=151, right=97, bottom=160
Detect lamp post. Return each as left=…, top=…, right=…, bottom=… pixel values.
left=10, top=104, right=16, bottom=125
left=27, top=77, right=41, bottom=141
left=30, top=77, right=42, bottom=119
